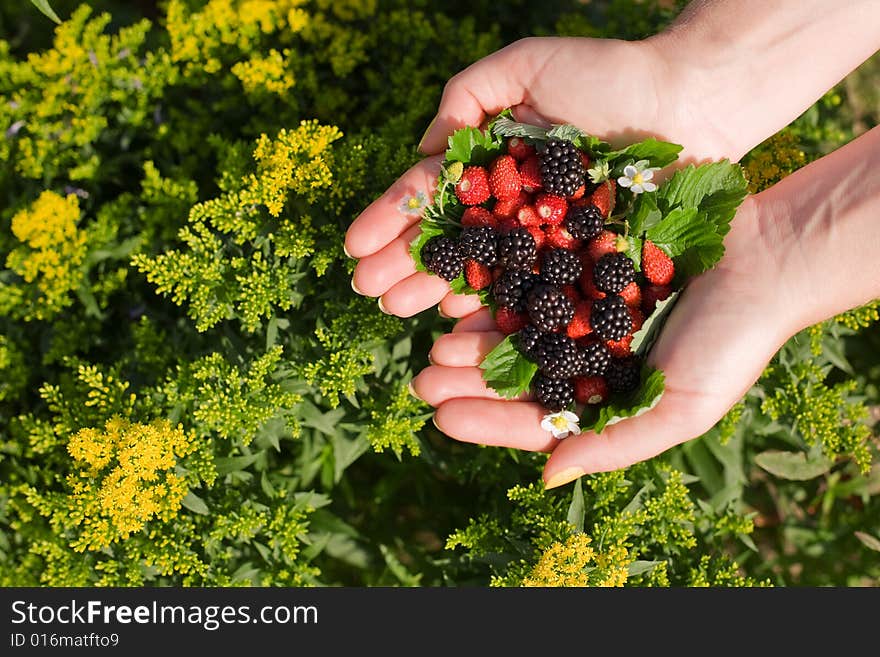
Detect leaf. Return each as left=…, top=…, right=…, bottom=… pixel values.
left=566, top=477, right=585, bottom=532
left=30, top=0, right=61, bottom=23
left=627, top=560, right=663, bottom=577
left=445, top=126, right=504, bottom=165
left=645, top=207, right=725, bottom=277
left=754, top=450, right=833, bottom=480
left=854, top=531, right=880, bottom=552
left=491, top=116, right=549, bottom=141
left=215, top=453, right=259, bottom=475
left=623, top=235, right=643, bottom=272
left=608, top=138, right=683, bottom=169
left=447, top=272, right=477, bottom=296
left=181, top=491, right=209, bottom=515
left=479, top=335, right=538, bottom=399
left=586, top=366, right=665, bottom=434
left=632, top=291, right=680, bottom=357
left=658, top=161, right=748, bottom=234
left=546, top=124, right=588, bottom=143
left=628, top=193, right=663, bottom=236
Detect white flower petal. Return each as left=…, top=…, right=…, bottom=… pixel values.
left=623, top=164, right=638, bottom=178
left=640, top=169, right=654, bottom=182
left=631, top=183, right=645, bottom=194
left=562, top=411, right=579, bottom=422
left=617, top=176, right=633, bottom=188
left=568, top=425, right=582, bottom=436
left=540, top=417, right=556, bottom=433
left=634, top=159, right=650, bottom=170
left=642, top=181, right=657, bottom=193
left=554, top=430, right=570, bottom=440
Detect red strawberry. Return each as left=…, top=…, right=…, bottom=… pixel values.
left=620, top=281, right=641, bottom=308
left=642, top=240, right=674, bottom=285
left=566, top=300, right=593, bottom=339
left=498, top=215, right=520, bottom=234
left=464, top=260, right=492, bottom=290
left=535, top=193, right=568, bottom=226
left=516, top=205, right=541, bottom=227
left=544, top=225, right=582, bottom=251
left=605, top=335, right=634, bottom=358
left=590, top=180, right=616, bottom=218
left=455, top=166, right=490, bottom=205
left=587, top=230, right=619, bottom=262
left=519, top=155, right=543, bottom=192
left=579, top=151, right=591, bottom=170
left=526, top=225, right=546, bottom=250
left=493, top=191, right=529, bottom=219
left=629, top=307, right=645, bottom=332
left=461, top=206, right=497, bottom=228
left=507, top=137, right=535, bottom=161
left=642, top=284, right=673, bottom=314
left=489, top=155, right=522, bottom=201
left=574, top=376, right=608, bottom=405
left=569, top=184, right=586, bottom=200
left=578, top=267, right=606, bottom=301
left=495, top=306, right=528, bottom=334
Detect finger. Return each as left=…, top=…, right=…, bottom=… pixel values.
left=439, top=291, right=484, bottom=318
left=419, top=39, right=549, bottom=154
left=379, top=272, right=450, bottom=318
left=434, top=398, right=558, bottom=452
left=345, top=156, right=442, bottom=259
left=452, top=308, right=497, bottom=333
left=411, top=365, right=525, bottom=407
left=352, top=225, right=420, bottom=297
left=429, top=331, right=504, bottom=367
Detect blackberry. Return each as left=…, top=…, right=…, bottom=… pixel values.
left=526, top=284, right=575, bottom=332
left=493, top=270, right=539, bottom=313
left=498, top=228, right=537, bottom=271
left=593, top=252, right=635, bottom=294
left=580, top=341, right=612, bottom=377
left=540, top=248, right=582, bottom=286
left=606, top=357, right=641, bottom=393
left=533, top=333, right=582, bottom=379
left=539, top=139, right=586, bottom=197
left=517, top=324, right=543, bottom=359
left=591, top=294, right=632, bottom=341
left=565, top=204, right=604, bottom=242
left=533, top=374, right=574, bottom=412
left=460, top=226, right=498, bottom=266
left=422, top=236, right=464, bottom=281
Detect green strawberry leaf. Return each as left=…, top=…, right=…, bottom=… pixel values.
left=446, top=126, right=504, bottom=166
left=448, top=273, right=477, bottom=295
left=657, top=161, right=748, bottom=234
left=480, top=335, right=538, bottom=399
left=628, top=193, right=663, bottom=236
left=490, top=117, right=549, bottom=142
left=754, top=450, right=833, bottom=481
left=623, top=235, right=643, bottom=272
left=632, top=291, right=680, bottom=357
left=582, top=366, right=665, bottom=434
left=643, top=206, right=727, bottom=278
left=607, top=138, right=683, bottom=169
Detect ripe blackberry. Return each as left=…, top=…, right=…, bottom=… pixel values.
left=591, top=294, right=633, bottom=341
left=540, top=248, right=582, bottom=286
left=533, top=333, right=583, bottom=379
left=593, top=252, right=635, bottom=294
left=498, top=227, right=537, bottom=270
left=533, top=374, right=574, bottom=412
left=421, top=236, right=464, bottom=281
left=539, top=139, right=586, bottom=197
left=493, top=270, right=539, bottom=313
left=517, top=324, right=543, bottom=359
left=606, top=357, right=641, bottom=393
left=460, top=226, right=498, bottom=266
left=580, top=341, right=612, bottom=377
left=565, top=204, right=604, bottom=241
left=527, top=284, right=575, bottom=332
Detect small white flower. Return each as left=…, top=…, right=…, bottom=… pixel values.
left=617, top=159, right=660, bottom=194
left=540, top=410, right=582, bottom=440
left=398, top=191, right=428, bottom=216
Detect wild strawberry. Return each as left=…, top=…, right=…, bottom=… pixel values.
left=455, top=166, right=490, bottom=205
left=493, top=191, right=529, bottom=219
left=642, top=240, right=674, bottom=285
left=574, top=376, right=608, bottom=405
left=535, top=193, right=568, bottom=226
left=497, top=215, right=520, bottom=234
left=544, top=225, right=582, bottom=251
left=620, top=281, right=641, bottom=308
left=587, top=230, right=619, bottom=262
left=464, top=260, right=492, bottom=290
left=569, top=184, right=586, bottom=200
left=590, top=180, right=616, bottom=218
left=566, top=300, right=593, bottom=339
left=516, top=205, right=541, bottom=227
left=579, top=268, right=606, bottom=301
left=526, top=225, right=546, bottom=250
left=507, top=137, right=535, bottom=161
left=461, top=206, right=497, bottom=228
left=495, top=306, right=529, bottom=334
left=642, top=284, right=673, bottom=314
left=579, top=151, right=591, bottom=170
left=629, top=306, right=645, bottom=332
left=519, top=155, right=543, bottom=192
left=605, top=334, right=633, bottom=358
left=489, top=155, right=522, bottom=200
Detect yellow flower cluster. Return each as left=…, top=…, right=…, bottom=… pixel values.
left=522, top=533, right=630, bottom=587
left=1, top=191, right=88, bottom=321
left=65, top=418, right=196, bottom=551
left=742, top=131, right=807, bottom=193
left=232, top=49, right=296, bottom=95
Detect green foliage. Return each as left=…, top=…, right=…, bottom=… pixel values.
left=0, top=0, right=877, bottom=588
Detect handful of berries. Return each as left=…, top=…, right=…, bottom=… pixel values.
left=413, top=112, right=747, bottom=435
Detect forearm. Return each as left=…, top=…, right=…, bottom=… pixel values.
left=758, top=125, right=880, bottom=332
left=650, top=0, right=880, bottom=160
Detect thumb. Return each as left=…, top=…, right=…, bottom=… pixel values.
left=418, top=38, right=553, bottom=154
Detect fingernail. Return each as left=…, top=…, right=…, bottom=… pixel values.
left=427, top=350, right=434, bottom=364
left=417, top=116, right=437, bottom=153
left=351, top=277, right=363, bottom=295
left=407, top=380, right=422, bottom=400
left=544, top=466, right=585, bottom=490
left=377, top=296, right=389, bottom=314
left=343, top=242, right=353, bottom=258
left=437, top=305, right=450, bottom=319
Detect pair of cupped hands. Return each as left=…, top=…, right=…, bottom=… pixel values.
left=345, top=38, right=798, bottom=489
